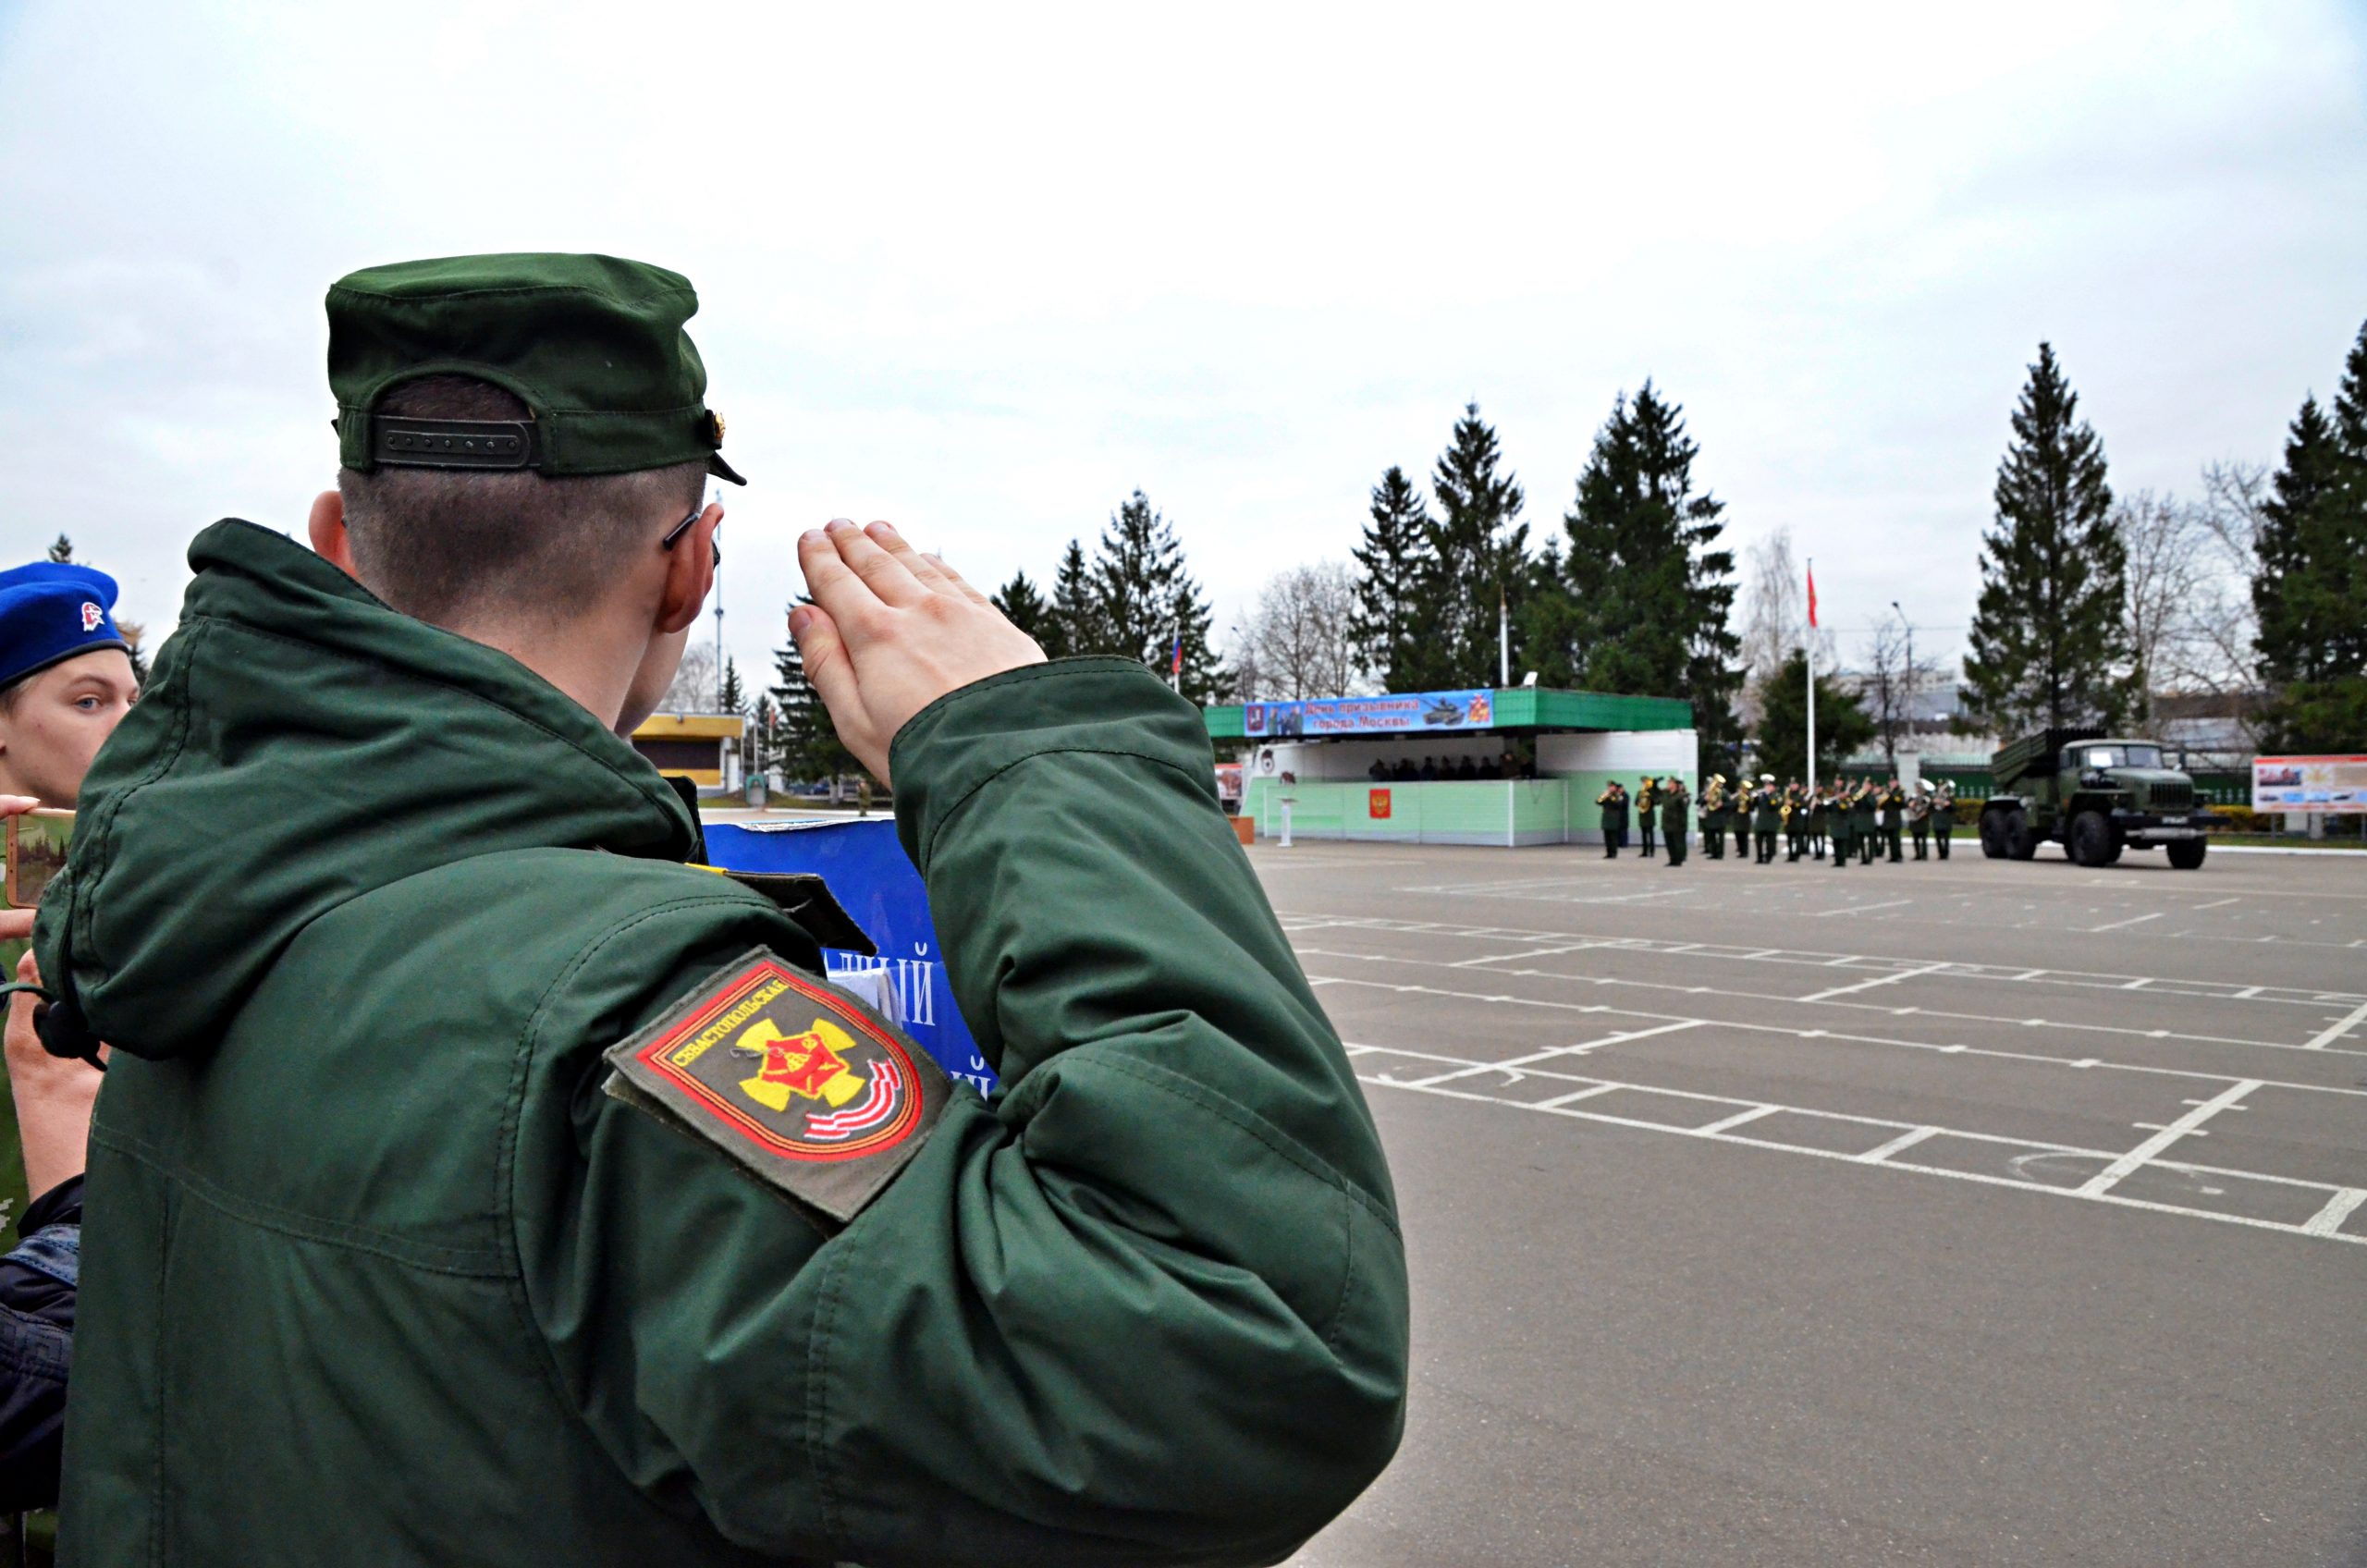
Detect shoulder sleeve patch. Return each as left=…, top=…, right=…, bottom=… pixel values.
left=602, top=948, right=950, bottom=1225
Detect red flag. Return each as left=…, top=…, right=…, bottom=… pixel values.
left=1807, top=565, right=1818, bottom=630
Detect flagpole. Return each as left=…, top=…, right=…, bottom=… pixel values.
left=1806, top=557, right=1818, bottom=795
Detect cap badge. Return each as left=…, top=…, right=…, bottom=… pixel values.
left=705, top=410, right=727, bottom=448
left=80, top=602, right=104, bottom=632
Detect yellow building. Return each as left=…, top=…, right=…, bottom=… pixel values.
left=630, top=712, right=746, bottom=790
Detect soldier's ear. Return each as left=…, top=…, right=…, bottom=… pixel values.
left=307, top=490, right=359, bottom=578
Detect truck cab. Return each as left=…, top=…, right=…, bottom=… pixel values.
left=1979, top=729, right=2207, bottom=869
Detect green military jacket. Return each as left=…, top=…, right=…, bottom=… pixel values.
left=40, top=522, right=1407, bottom=1566
left=1749, top=790, right=1780, bottom=833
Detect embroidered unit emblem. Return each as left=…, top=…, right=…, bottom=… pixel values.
left=603, top=949, right=949, bottom=1221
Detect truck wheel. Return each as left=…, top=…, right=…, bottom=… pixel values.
left=2166, top=839, right=2207, bottom=871
left=1979, top=810, right=2009, bottom=859
left=2003, top=806, right=2039, bottom=860
left=2069, top=810, right=2113, bottom=867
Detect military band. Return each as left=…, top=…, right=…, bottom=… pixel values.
left=1594, top=772, right=1961, bottom=865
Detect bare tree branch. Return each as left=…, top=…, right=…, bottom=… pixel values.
left=1240, top=560, right=1365, bottom=701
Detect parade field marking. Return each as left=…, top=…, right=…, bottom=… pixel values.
left=2300, top=999, right=2367, bottom=1050
left=2089, top=911, right=2164, bottom=933
left=1294, top=941, right=2358, bottom=1062
left=1343, top=1040, right=2367, bottom=1247
left=1279, top=910, right=2367, bottom=1017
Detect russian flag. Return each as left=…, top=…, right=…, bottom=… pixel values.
left=1170, top=632, right=1184, bottom=677
left=1807, top=565, right=1818, bottom=630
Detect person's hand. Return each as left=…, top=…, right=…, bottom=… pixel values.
left=6, top=949, right=100, bottom=1199
left=791, top=520, right=1047, bottom=785
left=0, top=793, right=39, bottom=949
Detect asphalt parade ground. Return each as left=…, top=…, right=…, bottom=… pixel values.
left=1261, top=839, right=2367, bottom=1568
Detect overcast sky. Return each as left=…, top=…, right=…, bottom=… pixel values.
left=2, top=2, right=2361, bottom=691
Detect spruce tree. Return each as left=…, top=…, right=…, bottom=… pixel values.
left=1403, top=405, right=1527, bottom=691
left=2253, top=323, right=2367, bottom=751
left=990, top=570, right=1053, bottom=651
left=718, top=655, right=746, bottom=716
left=1754, top=649, right=1872, bottom=782
left=1348, top=466, right=1434, bottom=692
left=46, top=534, right=72, bottom=563
left=1168, top=575, right=1232, bottom=705
left=1540, top=383, right=1741, bottom=766
left=1961, top=343, right=2133, bottom=736
left=1049, top=539, right=1100, bottom=656
left=1092, top=490, right=1175, bottom=665
left=769, top=604, right=858, bottom=785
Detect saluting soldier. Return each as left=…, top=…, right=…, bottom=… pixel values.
left=1598, top=778, right=1630, bottom=858
left=1636, top=775, right=1660, bottom=859
left=1699, top=774, right=1727, bottom=860
left=1907, top=780, right=1933, bottom=861
left=1932, top=778, right=1957, bottom=859
left=35, top=253, right=1406, bottom=1564
left=1661, top=776, right=1690, bottom=867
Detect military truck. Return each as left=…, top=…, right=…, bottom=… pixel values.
left=1978, top=727, right=2207, bottom=869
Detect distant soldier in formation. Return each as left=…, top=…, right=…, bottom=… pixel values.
left=1880, top=778, right=1907, bottom=863
left=1907, top=781, right=1933, bottom=861
left=1850, top=780, right=1879, bottom=864
left=1598, top=778, right=1629, bottom=858
left=1932, top=779, right=1956, bottom=859
left=1731, top=783, right=1752, bottom=860
left=1636, top=776, right=1660, bottom=859
left=1828, top=783, right=1853, bottom=868
left=1750, top=774, right=1781, bottom=864
left=1783, top=782, right=1809, bottom=862
left=1661, top=776, right=1689, bottom=867
left=1699, top=774, right=1728, bottom=860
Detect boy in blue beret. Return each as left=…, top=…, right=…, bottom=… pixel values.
left=0, top=557, right=136, bottom=1511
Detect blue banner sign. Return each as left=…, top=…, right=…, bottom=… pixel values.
left=1244, top=689, right=1497, bottom=738
left=705, top=819, right=996, bottom=1097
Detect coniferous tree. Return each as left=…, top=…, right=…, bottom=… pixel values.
left=46, top=534, right=72, bottom=563
left=1167, top=575, right=1233, bottom=705
left=1401, top=405, right=1528, bottom=691
left=1348, top=466, right=1434, bottom=692
left=1090, top=490, right=1190, bottom=667
left=1049, top=539, right=1100, bottom=656
left=769, top=604, right=859, bottom=786
left=1754, top=649, right=1873, bottom=782
left=1538, top=383, right=1741, bottom=766
left=990, top=571, right=1053, bottom=651
left=718, top=655, right=746, bottom=716
left=2253, top=323, right=2367, bottom=750
left=1961, top=343, right=2133, bottom=736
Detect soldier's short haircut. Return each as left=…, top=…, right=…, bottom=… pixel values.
left=337, top=375, right=706, bottom=631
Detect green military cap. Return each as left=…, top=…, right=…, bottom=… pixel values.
left=327, top=252, right=744, bottom=485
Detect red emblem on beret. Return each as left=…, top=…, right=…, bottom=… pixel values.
left=80, top=602, right=103, bottom=632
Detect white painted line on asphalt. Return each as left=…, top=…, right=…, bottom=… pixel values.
left=2078, top=1080, right=2263, bottom=1197
left=2121, top=978, right=2151, bottom=990
left=2193, top=897, right=2239, bottom=910
left=2089, top=912, right=2164, bottom=933
left=1310, top=972, right=2367, bottom=1101
left=1452, top=942, right=1603, bottom=968
left=2301, top=1000, right=2367, bottom=1051
left=1800, top=963, right=1947, bottom=1004
left=2301, top=1189, right=2367, bottom=1238
left=1532, top=1083, right=1622, bottom=1109
left=1857, top=1125, right=1941, bottom=1163
left=1288, top=910, right=2367, bottom=1011
left=1356, top=1071, right=2367, bottom=1247
left=1390, top=1019, right=1701, bottom=1087
left=1695, top=1104, right=1781, bottom=1135
left=1813, top=899, right=1911, bottom=917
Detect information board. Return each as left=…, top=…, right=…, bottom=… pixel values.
left=1243, top=689, right=1495, bottom=738
left=2251, top=754, right=2367, bottom=814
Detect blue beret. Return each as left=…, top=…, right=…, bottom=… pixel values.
left=0, top=562, right=130, bottom=692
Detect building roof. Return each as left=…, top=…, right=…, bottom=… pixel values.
left=1205, top=686, right=1693, bottom=741
left=632, top=712, right=745, bottom=741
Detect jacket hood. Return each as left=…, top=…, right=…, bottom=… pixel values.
left=35, top=520, right=699, bottom=1062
